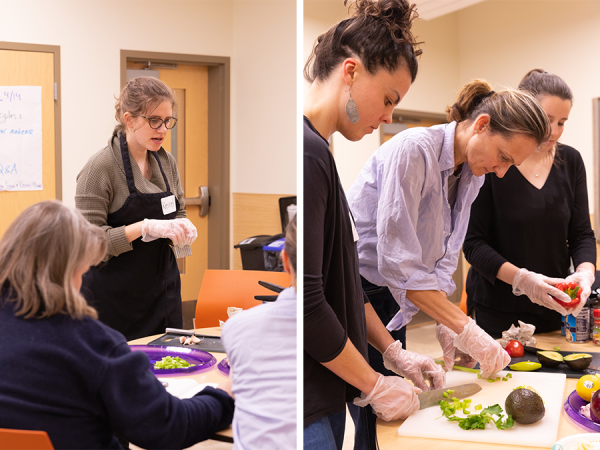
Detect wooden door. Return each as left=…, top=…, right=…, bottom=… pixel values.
left=0, top=50, right=56, bottom=236
left=126, top=62, right=209, bottom=301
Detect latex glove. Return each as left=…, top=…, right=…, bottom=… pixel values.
left=353, top=374, right=420, bottom=421
left=454, top=318, right=510, bottom=379
left=435, top=323, right=477, bottom=372
left=512, top=268, right=572, bottom=316
left=141, top=219, right=187, bottom=245
left=172, top=218, right=198, bottom=246
left=382, top=341, right=446, bottom=391
left=564, top=268, right=596, bottom=317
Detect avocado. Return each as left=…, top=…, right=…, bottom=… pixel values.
left=564, top=353, right=593, bottom=371
left=537, top=351, right=564, bottom=368
left=505, top=388, right=545, bottom=424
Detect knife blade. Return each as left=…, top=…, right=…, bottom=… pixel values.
left=417, top=383, right=482, bottom=410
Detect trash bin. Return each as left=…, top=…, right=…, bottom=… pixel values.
left=263, top=237, right=285, bottom=272
left=234, top=233, right=284, bottom=271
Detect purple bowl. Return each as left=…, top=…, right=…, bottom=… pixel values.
left=217, top=357, right=230, bottom=376
left=564, top=390, right=600, bottom=432
left=129, top=345, right=217, bottom=375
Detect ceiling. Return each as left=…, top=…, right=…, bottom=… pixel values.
left=413, top=0, right=488, bottom=20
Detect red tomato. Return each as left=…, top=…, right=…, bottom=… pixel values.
left=505, top=340, right=524, bottom=357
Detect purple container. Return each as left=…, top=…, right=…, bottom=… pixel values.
left=564, top=390, right=600, bottom=431
left=217, top=357, right=231, bottom=376
left=129, top=345, right=217, bottom=375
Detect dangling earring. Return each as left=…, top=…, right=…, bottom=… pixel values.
left=345, top=88, right=360, bottom=124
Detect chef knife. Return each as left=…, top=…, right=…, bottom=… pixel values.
left=165, top=328, right=219, bottom=338
left=417, top=383, right=482, bottom=410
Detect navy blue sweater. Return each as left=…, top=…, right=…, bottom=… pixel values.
left=0, top=292, right=234, bottom=450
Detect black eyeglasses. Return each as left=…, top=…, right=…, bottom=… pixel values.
left=140, top=115, right=178, bottom=129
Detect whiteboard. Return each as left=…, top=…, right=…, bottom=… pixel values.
left=0, top=86, right=43, bottom=191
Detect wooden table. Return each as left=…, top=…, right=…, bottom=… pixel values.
left=376, top=330, right=600, bottom=449
left=128, top=327, right=233, bottom=443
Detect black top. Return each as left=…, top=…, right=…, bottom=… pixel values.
left=303, top=116, right=369, bottom=426
left=464, top=144, right=596, bottom=333
left=0, top=289, right=233, bottom=449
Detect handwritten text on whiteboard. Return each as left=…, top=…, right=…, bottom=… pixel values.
left=0, top=86, right=43, bottom=191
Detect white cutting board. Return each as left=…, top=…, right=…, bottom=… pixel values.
left=398, top=370, right=566, bottom=447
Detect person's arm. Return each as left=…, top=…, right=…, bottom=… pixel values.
left=303, top=148, right=371, bottom=387
left=101, top=342, right=234, bottom=449
left=373, top=140, right=447, bottom=324
left=406, top=290, right=468, bottom=334
left=364, top=302, right=395, bottom=353
left=321, top=338, right=379, bottom=394
left=566, top=148, right=597, bottom=271
left=75, top=155, right=134, bottom=259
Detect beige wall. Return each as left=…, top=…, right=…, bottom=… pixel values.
left=458, top=0, right=600, bottom=214
left=1, top=0, right=296, bottom=267
left=303, top=2, right=460, bottom=191
left=308, top=0, right=600, bottom=213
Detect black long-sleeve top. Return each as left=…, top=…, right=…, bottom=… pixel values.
left=304, top=116, right=369, bottom=426
left=463, top=144, right=596, bottom=332
left=0, top=289, right=234, bottom=449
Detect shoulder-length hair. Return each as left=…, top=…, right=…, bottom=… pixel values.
left=0, top=200, right=106, bottom=319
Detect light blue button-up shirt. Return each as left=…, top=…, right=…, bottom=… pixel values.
left=347, top=122, right=484, bottom=331
left=221, top=287, right=296, bottom=450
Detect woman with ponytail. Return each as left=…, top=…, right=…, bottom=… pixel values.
left=347, top=78, right=555, bottom=430
left=463, top=70, right=596, bottom=337
left=304, top=0, right=443, bottom=447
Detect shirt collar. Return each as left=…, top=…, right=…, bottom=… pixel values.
left=439, top=121, right=458, bottom=173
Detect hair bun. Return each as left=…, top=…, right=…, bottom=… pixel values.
left=347, top=0, right=421, bottom=52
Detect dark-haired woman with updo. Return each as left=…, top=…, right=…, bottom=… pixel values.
left=463, top=70, right=596, bottom=338
left=304, top=0, right=446, bottom=448
left=76, top=77, right=197, bottom=341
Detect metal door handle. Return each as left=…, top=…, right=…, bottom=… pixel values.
left=183, top=186, right=210, bottom=217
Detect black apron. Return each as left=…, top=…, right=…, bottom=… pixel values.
left=82, top=134, right=183, bottom=341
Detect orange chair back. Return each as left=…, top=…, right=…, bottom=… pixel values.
left=0, top=428, right=54, bottom=450
left=194, top=270, right=291, bottom=328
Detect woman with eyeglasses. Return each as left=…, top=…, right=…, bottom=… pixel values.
left=76, top=77, right=197, bottom=341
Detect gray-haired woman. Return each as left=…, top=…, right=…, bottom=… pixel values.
left=0, top=200, right=233, bottom=449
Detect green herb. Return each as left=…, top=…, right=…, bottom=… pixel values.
left=487, top=378, right=495, bottom=383
left=507, top=373, right=512, bottom=378
left=440, top=402, right=515, bottom=430
left=153, top=356, right=196, bottom=369
left=474, top=404, right=482, bottom=410
left=502, top=377, right=508, bottom=381
left=443, top=392, right=449, bottom=398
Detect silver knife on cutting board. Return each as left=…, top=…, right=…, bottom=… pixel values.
left=417, top=383, right=482, bottom=410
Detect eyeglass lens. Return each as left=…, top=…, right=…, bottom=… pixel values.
left=147, top=117, right=177, bottom=129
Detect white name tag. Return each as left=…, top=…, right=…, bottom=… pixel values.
left=349, top=212, right=359, bottom=242
left=161, top=195, right=176, bottom=215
